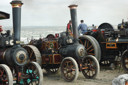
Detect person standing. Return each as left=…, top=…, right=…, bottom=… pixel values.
left=78, top=20, right=88, bottom=35
left=66, top=20, right=73, bottom=36
left=92, top=24, right=96, bottom=29
left=0, top=25, right=3, bottom=33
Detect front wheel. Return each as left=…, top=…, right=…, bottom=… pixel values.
left=60, top=57, right=79, bottom=82
left=23, top=62, right=43, bottom=85
left=0, top=64, right=13, bottom=85
left=82, top=55, right=100, bottom=79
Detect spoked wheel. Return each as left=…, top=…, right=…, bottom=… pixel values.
left=79, top=35, right=101, bottom=61
left=87, top=35, right=101, bottom=61
left=23, top=62, right=43, bottom=85
left=82, top=55, right=100, bottom=79
left=121, top=50, right=128, bottom=72
left=0, top=64, right=13, bottom=85
left=45, top=68, right=59, bottom=74
left=60, top=57, right=79, bottom=82
left=23, top=45, right=42, bottom=66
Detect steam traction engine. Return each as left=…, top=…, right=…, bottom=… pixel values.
left=87, top=20, right=128, bottom=71
left=0, top=0, right=43, bottom=85
left=27, top=5, right=100, bottom=82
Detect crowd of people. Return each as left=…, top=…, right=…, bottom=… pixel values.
left=66, top=19, right=97, bottom=36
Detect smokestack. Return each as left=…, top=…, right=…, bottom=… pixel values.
left=10, top=0, right=23, bottom=45
left=68, top=5, right=78, bottom=39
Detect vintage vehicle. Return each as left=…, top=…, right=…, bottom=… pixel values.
left=0, top=0, right=43, bottom=85
left=25, top=5, right=100, bottom=82
left=86, top=20, right=128, bottom=71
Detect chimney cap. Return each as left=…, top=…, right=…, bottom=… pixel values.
left=68, top=4, right=78, bottom=9
left=11, top=0, right=23, bottom=5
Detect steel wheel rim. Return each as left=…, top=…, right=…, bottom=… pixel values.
left=0, top=68, right=9, bottom=84
left=82, top=57, right=97, bottom=78
left=23, top=45, right=42, bottom=66
left=79, top=39, right=95, bottom=56
left=88, top=36, right=101, bottom=61
left=61, top=57, right=79, bottom=82
left=0, top=64, right=13, bottom=85
left=24, top=67, right=39, bottom=84
left=62, top=60, right=76, bottom=80
left=23, top=62, right=42, bottom=85
left=79, top=35, right=101, bottom=61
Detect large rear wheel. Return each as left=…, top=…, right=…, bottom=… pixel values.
left=0, top=64, right=13, bottom=85
left=23, top=45, right=42, bottom=66
left=60, top=57, right=79, bottom=82
left=82, top=55, right=100, bottom=79
left=87, top=35, right=101, bottom=61
left=79, top=35, right=101, bottom=61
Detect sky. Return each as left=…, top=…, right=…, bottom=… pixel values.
left=0, top=0, right=128, bottom=26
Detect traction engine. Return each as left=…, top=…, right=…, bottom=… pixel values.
left=87, top=20, right=128, bottom=71
left=27, top=5, right=100, bottom=82
left=0, top=0, right=43, bottom=85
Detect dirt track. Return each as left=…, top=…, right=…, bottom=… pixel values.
left=43, top=68, right=125, bottom=85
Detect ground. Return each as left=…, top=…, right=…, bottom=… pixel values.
left=43, top=67, right=125, bottom=85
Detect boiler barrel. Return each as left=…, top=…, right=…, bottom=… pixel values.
left=59, top=44, right=86, bottom=59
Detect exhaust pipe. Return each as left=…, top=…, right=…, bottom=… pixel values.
left=68, top=5, right=78, bottom=40
left=10, top=0, right=23, bottom=45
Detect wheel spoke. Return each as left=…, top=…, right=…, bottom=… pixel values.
left=84, top=40, right=87, bottom=47
left=79, top=40, right=83, bottom=45
left=30, top=51, right=34, bottom=59
left=86, top=40, right=89, bottom=48
left=89, top=49, right=94, bottom=52
left=87, top=45, right=93, bottom=51
left=89, top=59, right=93, bottom=64
left=88, top=53, right=94, bottom=55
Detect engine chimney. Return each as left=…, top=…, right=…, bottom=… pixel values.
left=10, top=0, right=23, bottom=45
left=68, top=5, right=79, bottom=40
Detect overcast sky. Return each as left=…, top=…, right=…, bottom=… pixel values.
left=0, top=0, right=128, bottom=26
